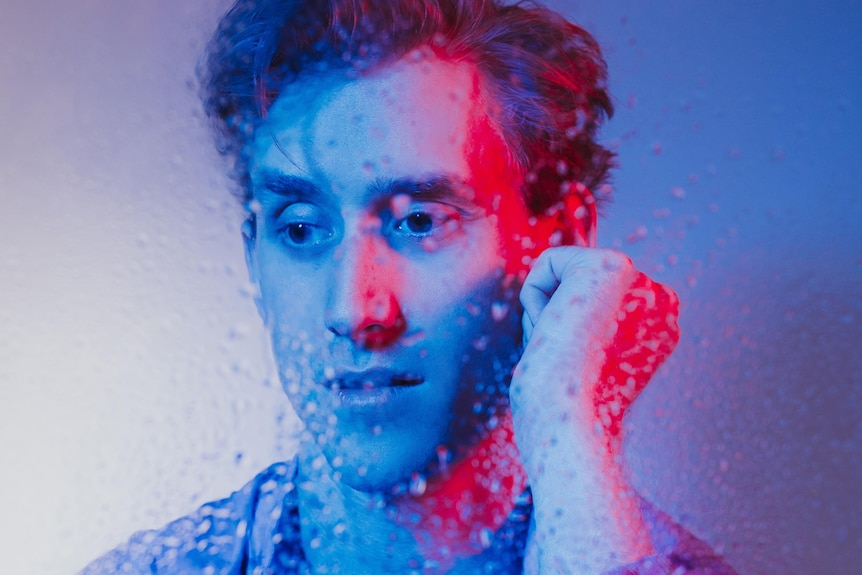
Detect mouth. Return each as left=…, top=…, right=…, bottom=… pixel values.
left=325, top=368, right=425, bottom=391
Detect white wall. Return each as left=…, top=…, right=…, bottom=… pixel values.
left=0, top=2, right=297, bottom=572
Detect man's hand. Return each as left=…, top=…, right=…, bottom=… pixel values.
left=510, top=246, right=679, bottom=574
left=512, top=246, right=679, bottom=459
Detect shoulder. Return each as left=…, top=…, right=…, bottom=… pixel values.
left=79, top=460, right=299, bottom=575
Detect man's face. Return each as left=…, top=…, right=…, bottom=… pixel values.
left=246, top=53, right=542, bottom=491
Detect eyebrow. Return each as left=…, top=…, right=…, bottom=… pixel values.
left=261, top=172, right=323, bottom=201
left=373, top=174, right=471, bottom=205
left=259, top=170, right=473, bottom=206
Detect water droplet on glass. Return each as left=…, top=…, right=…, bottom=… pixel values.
left=409, top=472, right=427, bottom=496
left=390, top=193, right=410, bottom=219
left=491, top=301, right=509, bottom=321
left=627, top=226, right=648, bottom=243
left=437, top=446, right=450, bottom=472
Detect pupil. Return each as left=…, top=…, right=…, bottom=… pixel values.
left=408, top=213, right=433, bottom=233
left=288, top=223, right=309, bottom=244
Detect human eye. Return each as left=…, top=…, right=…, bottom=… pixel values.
left=275, top=203, right=334, bottom=249
left=390, top=203, right=460, bottom=240
left=396, top=211, right=436, bottom=235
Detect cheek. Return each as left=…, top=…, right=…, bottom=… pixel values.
left=256, top=264, right=328, bottom=383
left=407, top=237, right=504, bottom=318
left=495, top=207, right=549, bottom=279
left=260, top=283, right=312, bottom=343
left=406, top=261, right=509, bottom=361
left=256, top=246, right=324, bottom=326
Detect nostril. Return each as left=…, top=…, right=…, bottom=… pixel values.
left=324, top=309, right=351, bottom=338
left=354, top=314, right=407, bottom=350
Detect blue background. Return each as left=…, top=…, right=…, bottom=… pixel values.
left=551, top=1, right=861, bottom=572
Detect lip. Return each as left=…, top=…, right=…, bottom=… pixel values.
left=325, top=368, right=424, bottom=409
left=326, top=367, right=424, bottom=390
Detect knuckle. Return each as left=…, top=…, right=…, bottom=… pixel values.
left=592, top=250, right=636, bottom=284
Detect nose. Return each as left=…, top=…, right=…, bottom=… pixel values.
left=325, top=235, right=406, bottom=350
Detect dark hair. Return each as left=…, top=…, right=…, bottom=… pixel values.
left=198, top=0, right=614, bottom=217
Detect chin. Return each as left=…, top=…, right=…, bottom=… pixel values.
left=323, top=431, right=443, bottom=495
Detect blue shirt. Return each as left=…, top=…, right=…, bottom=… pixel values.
left=80, top=460, right=737, bottom=574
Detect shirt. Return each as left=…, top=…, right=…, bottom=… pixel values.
left=80, top=460, right=738, bottom=574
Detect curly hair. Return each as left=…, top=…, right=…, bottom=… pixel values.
left=198, top=0, right=614, bottom=218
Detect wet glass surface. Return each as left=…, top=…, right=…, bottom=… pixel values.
left=0, top=1, right=858, bottom=573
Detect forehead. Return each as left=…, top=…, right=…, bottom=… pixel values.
left=249, top=54, right=520, bottom=203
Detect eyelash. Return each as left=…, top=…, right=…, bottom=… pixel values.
left=274, top=204, right=334, bottom=249
left=281, top=222, right=332, bottom=247
left=273, top=201, right=462, bottom=251
left=390, top=207, right=458, bottom=239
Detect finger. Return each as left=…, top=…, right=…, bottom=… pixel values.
left=521, top=309, right=534, bottom=346
left=519, top=247, right=587, bottom=332
left=519, top=252, right=558, bottom=331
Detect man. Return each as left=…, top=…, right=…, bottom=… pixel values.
left=83, top=0, right=737, bottom=573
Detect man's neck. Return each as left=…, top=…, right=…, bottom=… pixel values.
left=296, top=412, right=527, bottom=574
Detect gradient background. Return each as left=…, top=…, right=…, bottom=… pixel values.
left=1, top=1, right=859, bottom=573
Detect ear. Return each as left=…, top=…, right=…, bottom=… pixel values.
left=566, top=190, right=597, bottom=248
left=242, top=216, right=267, bottom=323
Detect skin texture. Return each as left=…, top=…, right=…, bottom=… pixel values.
left=516, top=248, right=678, bottom=573
left=243, top=51, right=679, bottom=574
left=246, top=56, right=528, bottom=490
